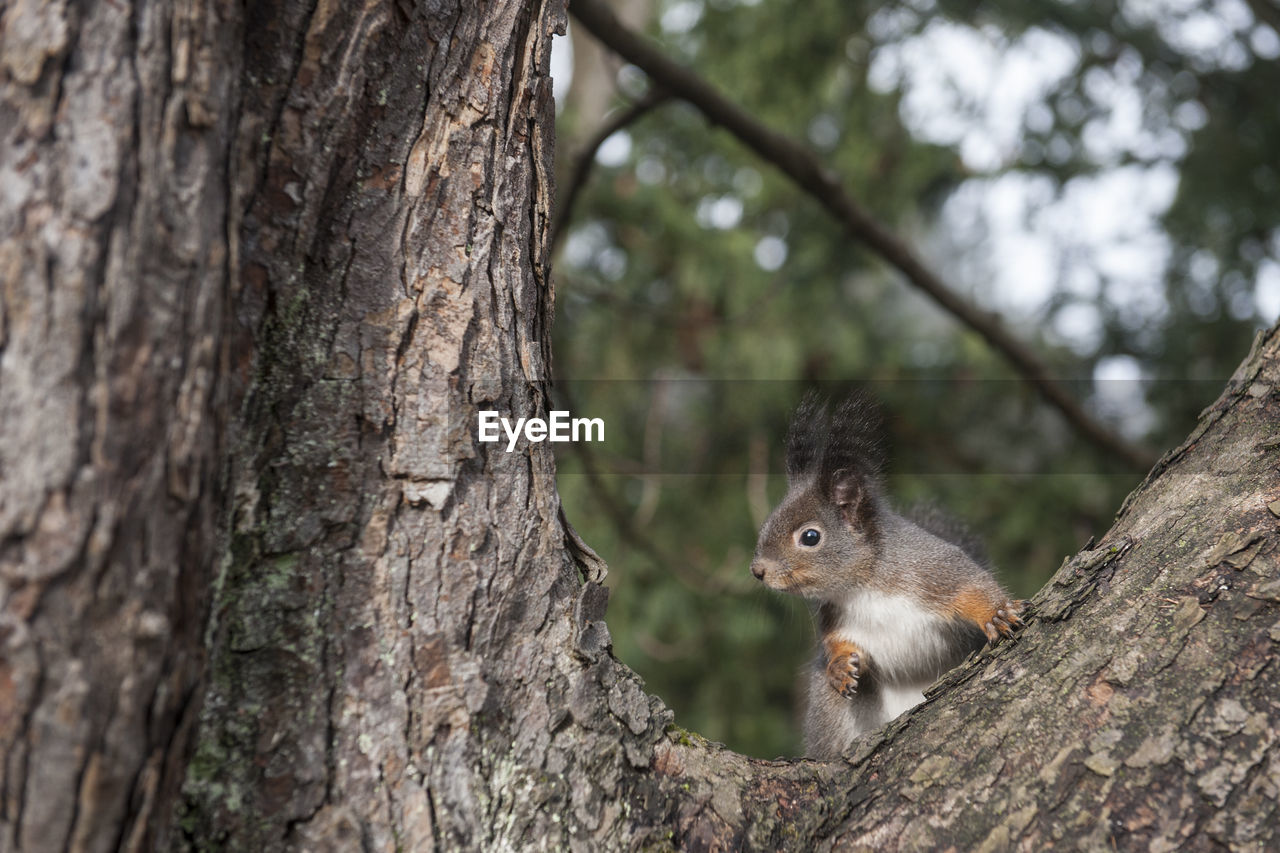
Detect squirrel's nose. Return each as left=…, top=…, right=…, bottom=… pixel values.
left=750, top=560, right=766, bottom=580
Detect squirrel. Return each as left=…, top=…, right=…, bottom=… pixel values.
left=750, top=392, right=1024, bottom=759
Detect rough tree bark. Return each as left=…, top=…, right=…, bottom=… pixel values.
left=2, top=0, right=1280, bottom=851
left=1, top=1, right=235, bottom=849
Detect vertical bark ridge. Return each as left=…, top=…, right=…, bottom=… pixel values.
left=0, top=0, right=239, bottom=849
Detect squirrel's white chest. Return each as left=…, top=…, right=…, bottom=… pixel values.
left=833, top=591, right=953, bottom=681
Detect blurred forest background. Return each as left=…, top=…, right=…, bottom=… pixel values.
left=548, top=0, right=1280, bottom=759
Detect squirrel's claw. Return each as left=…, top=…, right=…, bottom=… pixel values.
left=826, top=650, right=862, bottom=699
left=985, top=599, right=1026, bottom=644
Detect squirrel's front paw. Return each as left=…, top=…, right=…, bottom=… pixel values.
left=824, top=641, right=865, bottom=699
left=983, top=598, right=1026, bottom=643
left=827, top=652, right=861, bottom=698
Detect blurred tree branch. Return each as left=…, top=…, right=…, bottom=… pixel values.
left=552, top=90, right=670, bottom=255
left=1242, top=0, right=1280, bottom=37
left=556, top=381, right=747, bottom=595
left=569, top=0, right=1158, bottom=472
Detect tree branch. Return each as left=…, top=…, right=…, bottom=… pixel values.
left=623, top=323, right=1280, bottom=849
left=555, top=381, right=698, bottom=587
left=552, top=90, right=670, bottom=256
left=569, top=0, right=1158, bottom=472
left=1243, top=0, right=1280, bottom=38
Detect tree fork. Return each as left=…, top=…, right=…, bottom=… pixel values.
left=634, top=324, right=1280, bottom=849
left=3, top=0, right=1280, bottom=850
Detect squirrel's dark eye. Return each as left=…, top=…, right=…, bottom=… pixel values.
left=799, top=528, right=821, bottom=547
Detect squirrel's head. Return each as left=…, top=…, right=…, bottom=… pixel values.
left=750, top=393, right=885, bottom=598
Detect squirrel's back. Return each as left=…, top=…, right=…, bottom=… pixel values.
left=903, top=502, right=992, bottom=569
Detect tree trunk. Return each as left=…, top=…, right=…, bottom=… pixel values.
left=3, top=0, right=1280, bottom=851
left=1, top=0, right=235, bottom=849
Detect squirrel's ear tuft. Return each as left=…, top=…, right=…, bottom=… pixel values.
left=785, top=391, right=829, bottom=480
left=785, top=389, right=886, bottom=491
left=825, top=392, right=886, bottom=478
left=822, top=391, right=885, bottom=531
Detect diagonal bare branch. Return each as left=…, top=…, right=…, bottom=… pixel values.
left=569, top=0, right=1157, bottom=472
left=553, top=90, right=670, bottom=255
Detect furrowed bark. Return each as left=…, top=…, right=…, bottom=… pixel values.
left=177, top=0, right=671, bottom=849
left=0, top=1, right=237, bottom=849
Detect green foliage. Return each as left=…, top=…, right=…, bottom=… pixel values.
left=553, top=0, right=1277, bottom=758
